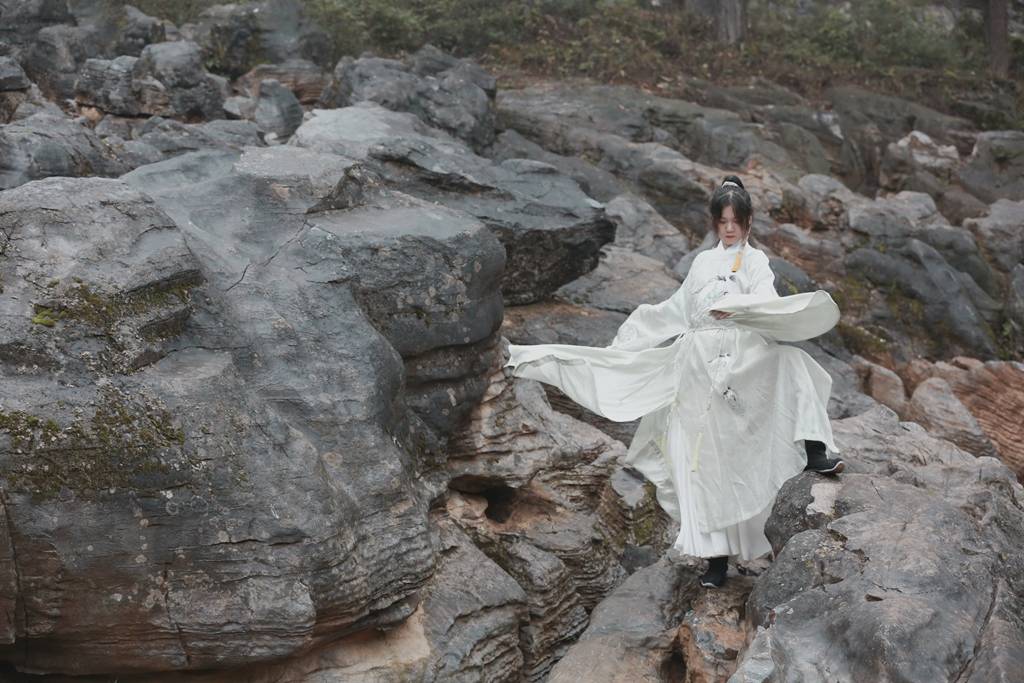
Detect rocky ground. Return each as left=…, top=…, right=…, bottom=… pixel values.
left=0, top=1, right=1022, bottom=681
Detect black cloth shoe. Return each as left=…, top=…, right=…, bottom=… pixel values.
left=804, top=440, right=844, bottom=474
left=699, top=555, right=728, bottom=588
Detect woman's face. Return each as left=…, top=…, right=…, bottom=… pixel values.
left=716, top=205, right=749, bottom=247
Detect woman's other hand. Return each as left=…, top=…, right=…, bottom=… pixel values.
left=711, top=310, right=732, bottom=320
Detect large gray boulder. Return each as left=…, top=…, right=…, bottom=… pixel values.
left=825, top=85, right=972, bottom=194
left=487, top=129, right=626, bottom=202
left=497, top=82, right=799, bottom=176
left=181, top=0, right=331, bottom=79
left=23, top=23, right=102, bottom=101
left=320, top=46, right=497, bottom=150
left=603, top=194, right=691, bottom=267
left=964, top=199, right=1024, bottom=273
left=555, top=246, right=681, bottom=314
left=843, top=240, right=999, bottom=359
left=445, top=363, right=636, bottom=679
left=959, top=131, right=1024, bottom=204
left=289, top=103, right=614, bottom=306
left=0, top=110, right=127, bottom=190
left=734, top=405, right=1024, bottom=683
left=68, top=3, right=167, bottom=58
left=0, top=0, right=73, bottom=46
left=547, top=556, right=700, bottom=682
left=250, top=78, right=304, bottom=138
left=0, top=56, right=29, bottom=91
left=907, top=376, right=999, bottom=459
left=75, top=41, right=224, bottom=121
left=0, top=135, right=506, bottom=674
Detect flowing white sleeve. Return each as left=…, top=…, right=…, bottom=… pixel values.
left=608, top=272, right=692, bottom=351
left=748, top=252, right=780, bottom=299
left=712, top=253, right=840, bottom=341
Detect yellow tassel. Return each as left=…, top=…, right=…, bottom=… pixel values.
left=731, top=246, right=743, bottom=273
left=691, top=430, right=704, bottom=471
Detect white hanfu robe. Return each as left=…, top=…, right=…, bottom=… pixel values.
left=504, top=240, right=840, bottom=561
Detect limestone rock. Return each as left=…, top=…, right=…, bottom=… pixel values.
left=132, top=41, right=224, bottom=120
left=1008, top=264, right=1024, bottom=336
left=74, top=41, right=225, bottom=121
left=908, top=377, right=998, bottom=459
left=734, top=404, right=1024, bottom=682
left=879, top=129, right=959, bottom=194
left=0, top=56, right=29, bottom=91
left=907, top=359, right=1024, bottom=481
left=0, top=111, right=127, bottom=190
left=555, top=246, right=682, bottom=315
left=678, top=575, right=755, bottom=683
left=854, top=356, right=908, bottom=416
left=547, top=556, right=699, bottom=683
left=182, top=0, right=330, bottom=79
left=502, top=301, right=626, bottom=348
left=321, top=46, right=496, bottom=149
left=290, top=103, right=614, bottom=306
left=825, top=85, right=970, bottom=194
left=22, top=23, right=102, bottom=101
left=960, top=131, right=1024, bottom=203
left=964, top=199, right=1024, bottom=272
left=487, top=129, right=626, bottom=202
left=605, top=194, right=692, bottom=267
left=236, top=58, right=328, bottom=104
left=251, top=78, right=303, bottom=138
left=0, top=125, right=512, bottom=673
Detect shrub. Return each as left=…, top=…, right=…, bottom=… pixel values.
left=761, top=0, right=972, bottom=71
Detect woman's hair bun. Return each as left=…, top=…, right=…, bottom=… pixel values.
left=721, top=174, right=745, bottom=190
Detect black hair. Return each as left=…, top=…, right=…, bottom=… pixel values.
left=709, top=174, right=753, bottom=233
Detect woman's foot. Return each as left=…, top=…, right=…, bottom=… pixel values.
left=804, top=440, right=844, bottom=474
left=699, top=555, right=729, bottom=588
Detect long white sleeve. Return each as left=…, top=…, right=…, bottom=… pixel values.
left=608, top=275, right=692, bottom=351
left=748, top=251, right=780, bottom=299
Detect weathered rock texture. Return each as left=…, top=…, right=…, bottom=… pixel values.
left=901, top=358, right=1024, bottom=481
left=3, top=3, right=1024, bottom=680
left=75, top=41, right=224, bottom=120
left=289, top=103, right=613, bottom=305
left=547, top=556, right=699, bottom=683
left=0, top=144, right=506, bottom=673
left=320, top=45, right=497, bottom=150
left=678, top=575, right=756, bottom=683
left=733, top=405, right=1024, bottom=682
left=444, top=362, right=667, bottom=680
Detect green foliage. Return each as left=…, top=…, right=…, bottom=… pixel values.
left=304, top=0, right=533, bottom=62
left=756, top=0, right=974, bottom=71
left=500, top=2, right=698, bottom=80
left=94, top=0, right=1011, bottom=127
left=99, top=0, right=222, bottom=26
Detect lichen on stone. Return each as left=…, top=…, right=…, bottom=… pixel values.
left=0, top=385, right=193, bottom=500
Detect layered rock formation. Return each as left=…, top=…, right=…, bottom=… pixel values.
left=1, top=0, right=1023, bottom=680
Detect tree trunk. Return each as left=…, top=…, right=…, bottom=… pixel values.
left=987, top=0, right=1010, bottom=78
left=715, top=0, right=747, bottom=45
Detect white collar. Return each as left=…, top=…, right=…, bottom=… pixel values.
left=716, top=240, right=746, bottom=253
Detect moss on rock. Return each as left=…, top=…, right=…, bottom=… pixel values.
left=0, top=386, right=192, bottom=500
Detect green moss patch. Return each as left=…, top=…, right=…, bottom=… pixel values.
left=29, top=277, right=198, bottom=336
left=0, top=387, right=192, bottom=500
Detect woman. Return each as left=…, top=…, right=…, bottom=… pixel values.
left=504, top=175, right=844, bottom=588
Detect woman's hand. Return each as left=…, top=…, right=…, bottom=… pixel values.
left=711, top=310, right=732, bottom=320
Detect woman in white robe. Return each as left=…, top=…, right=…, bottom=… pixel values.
left=504, top=175, right=844, bottom=588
